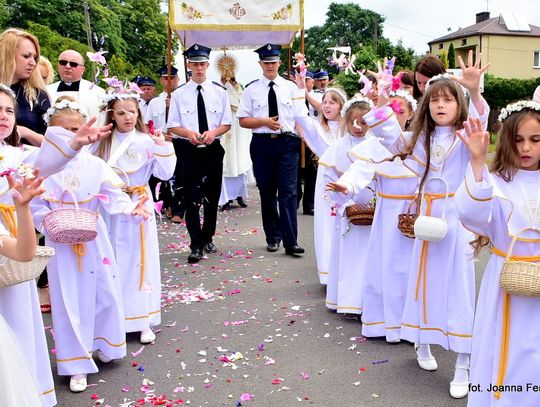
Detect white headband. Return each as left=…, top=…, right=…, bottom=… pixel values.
left=43, top=99, right=89, bottom=124
left=341, top=95, right=374, bottom=117
left=389, top=89, right=418, bottom=112
left=498, top=100, right=540, bottom=122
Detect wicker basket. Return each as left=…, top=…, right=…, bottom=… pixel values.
left=42, top=190, right=98, bottom=244
left=0, top=246, right=56, bottom=288
left=345, top=187, right=375, bottom=226
left=500, top=230, right=540, bottom=297
left=397, top=198, right=418, bottom=239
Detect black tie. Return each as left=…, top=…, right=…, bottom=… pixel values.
left=197, top=84, right=209, bottom=133
left=268, top=81, right=278, bottom=117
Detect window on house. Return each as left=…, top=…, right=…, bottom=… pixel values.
left=438, top=43, right=443, bottom=50
left=461, top=38, right=467, bottom=46
left=534, top=51, right=540, bottom=68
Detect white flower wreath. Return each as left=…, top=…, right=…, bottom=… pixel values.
left=341, top=95, right=374, bottom=117
left=43, top=99, right=89, bottom=124
left=0, top=83, right=16, bottom=98
left=100, top=91, right=141, bottom=111
left=389, top=89, right=418, bottom=112
left=498, top=100, right=540, bottom=123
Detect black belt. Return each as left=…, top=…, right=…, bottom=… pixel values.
left=253, top=131, right=299, bottom=139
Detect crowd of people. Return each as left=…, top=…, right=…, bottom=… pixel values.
left=0, top=24, right=539, bottom=407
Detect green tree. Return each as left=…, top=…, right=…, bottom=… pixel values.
left=448, top=43, right=456, bottom=68
left=0, top=0, right=9, bottom=28
left=440, top=50, right=449, bottom=69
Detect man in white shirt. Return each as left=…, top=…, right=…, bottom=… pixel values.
left=168, top=44, right=232, bottom=263
left=133, top=75, right=156, bottom=117
left=144, top=66, right=184, bottom=223
left=47, top=49, right=105, bottom=118
left=237, top=43, right=309, bottom=256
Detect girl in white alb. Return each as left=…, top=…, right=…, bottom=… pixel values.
left=373, top=52, right=489, bottom=399
left=92, top=90, right=176, bottom=345
left=295, top=86, right=346, bottom=285
left=455, top=101, right=540, bottom=407
left=323, top=96, right=375, bottom=314
left=0, top=163, right=50, bottom=407
left=31, top=98, right=149, bottom=393
left=329, top=90, right=418, bottom=342
left=0, top=83, right=113, bottom=406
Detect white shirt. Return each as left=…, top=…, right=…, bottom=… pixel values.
left=167, top=79, right=232, bottom=136
left=236, top=75, right=308, bottom=134
left=138, top=98, right=152, bottom=118
left=47, top=78, right=105, bottom=118
left=144, top=92, right=168, bottom=133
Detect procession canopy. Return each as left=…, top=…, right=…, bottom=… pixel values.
left=169, top=0, right=304, bottom=49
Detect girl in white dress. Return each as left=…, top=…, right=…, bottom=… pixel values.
left=31, top=98, right=149, bottom=392
left=455, top=103, right=540, bottom=406
left=329, top=90, right=418, bottom=342
left=296, top=87, right=346, bottom=284
left=92, top=91, right=176, bottom=345
left=323, top=96, right=375, bottom=314
left=386, top=53, right=488, bottom=399
left=0, top=83, right=112, bottom=406
left=0, top=167, right=47, bottom=407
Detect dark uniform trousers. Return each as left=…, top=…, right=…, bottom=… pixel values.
left=250, top=133, right=300, bottom=248
left=181, top=139, right=224, bottom=250
left=297, top=144, right=317, bottom=212
left=171, top=138, right=186, bottom=217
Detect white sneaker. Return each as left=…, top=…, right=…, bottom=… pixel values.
left=69, top=374, right=87, bottom=392
left=94, top=349, right=112, bottom=363
left=140, top=328, right=156, bottom=344
left=414, top=343, right=438, bottom=371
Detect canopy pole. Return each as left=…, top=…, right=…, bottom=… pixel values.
left=299, top=29, right=306, bottom=169
left=167, top=24, right=173, bottom=99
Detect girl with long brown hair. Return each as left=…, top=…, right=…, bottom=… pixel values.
left=92, top=90, right=175, bottom=345
left=456, top=102, right=540, bottom=405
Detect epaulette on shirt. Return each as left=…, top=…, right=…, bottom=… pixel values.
left=212, top=81, right=226, bottom=90
left=245, top=79, right=259, bottom=88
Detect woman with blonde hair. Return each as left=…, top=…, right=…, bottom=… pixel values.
left=0, top=28, right=50, bottom=146
left=38, top=56, right=55, bottom=85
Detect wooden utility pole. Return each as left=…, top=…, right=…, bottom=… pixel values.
left=83, top=0, right=93, bottom=49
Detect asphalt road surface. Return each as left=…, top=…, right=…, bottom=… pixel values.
left=47, top=186, right=487, bottom=407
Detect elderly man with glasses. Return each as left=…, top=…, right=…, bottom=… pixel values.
left=47, top=49, right=105, bottom=117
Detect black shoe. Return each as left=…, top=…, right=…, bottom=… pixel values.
left=220, top=202, right=231, bottom=212
left=285, top=245, right=305, bottom=256
left=303, top=209, right=314, bottom=216
left=266, top=242, right=280, bottom=252
left=237, top=197, right=248, bottom=208
left=187, top=249, right=203, bottom=263
left=203, top=242, right=217, bottom=253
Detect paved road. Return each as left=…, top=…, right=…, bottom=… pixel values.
left=47, top=187, right=487, bottom=406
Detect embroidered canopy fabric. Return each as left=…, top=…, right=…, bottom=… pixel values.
left=169, top=0, right=304, bottom=49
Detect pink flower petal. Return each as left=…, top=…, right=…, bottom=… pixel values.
left=240, top=393, right=253, bottom=401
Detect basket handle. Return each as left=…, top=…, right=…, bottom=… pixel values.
left=505, top=226, right=540, bottom=261
left=405, top=195, right=420, bottom=216
left=110, top=166, right=131, bottom=187
left=59, top=189, right=79, bottom=211
left=419, top=177, right=450, bottom=218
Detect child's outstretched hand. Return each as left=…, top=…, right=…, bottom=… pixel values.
left=151, top=129, right=167, bottom=146
left=69, top=117, right=113, bottom=151
left=451, top=50, right=490, bottom=94
left=457, top=116, right=490, bottom=181
left=326, top=182, right=349, bottom=195
left=131, top=196, right=151, bottom=220
left=8, top=168, right=45, bottom=206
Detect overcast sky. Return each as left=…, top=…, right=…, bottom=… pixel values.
left=177, top=0, right=540, bottom=84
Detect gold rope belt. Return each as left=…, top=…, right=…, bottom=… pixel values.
left=0, top=204, right=17, bottom=237
left=377, top=192, right=416, bottom=200
left=72, top=243, right=86, bottom=272
left=490, top=247, right=540, bottom=399
left=122, top=185, right=148, bottom=290
left=414, top=192, right=455, bottom=324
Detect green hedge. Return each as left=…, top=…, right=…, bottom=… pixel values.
left=483, top=74, right=540, bottom=109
